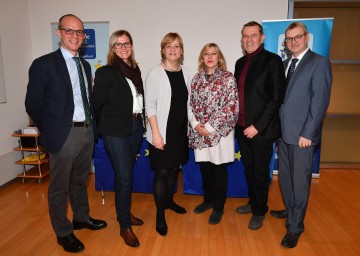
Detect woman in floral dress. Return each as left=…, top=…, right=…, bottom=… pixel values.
left=188, top=43, right=239, bottom=224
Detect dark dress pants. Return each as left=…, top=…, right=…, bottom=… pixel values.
left=278, top=139, right=314, bottom=234
left=199, top=162, right=228, bottom=211
left=103, top=118, right=143, bottom=230
left=235, top=125, right=274, bottom=216
left=48, top=125, right=94, bottom=237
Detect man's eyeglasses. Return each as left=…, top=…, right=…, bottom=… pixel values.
left=59, top=28, right=85, bottom=36
left=113, top=42, right=132, bottom=49
left=284, top=33, right=307, bottom=44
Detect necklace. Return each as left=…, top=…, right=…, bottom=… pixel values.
left=164, top=64, right=181, bottom=72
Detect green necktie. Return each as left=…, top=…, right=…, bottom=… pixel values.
left=72, top=57, right=92, bottom=125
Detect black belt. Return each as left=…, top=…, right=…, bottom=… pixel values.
left=132, top=113, right=141, bottom=120
left=73, top=121, right=91, bottom=128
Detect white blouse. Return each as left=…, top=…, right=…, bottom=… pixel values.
left=126, top=78, right=143, bottom=114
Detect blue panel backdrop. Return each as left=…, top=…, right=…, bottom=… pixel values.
left=93, top=137, right=154, bottom=193
left=182, top=141, right=275, bottom=198
left=93, top=137, right=276, bottom=197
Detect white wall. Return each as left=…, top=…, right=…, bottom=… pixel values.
left=0, top=0, right=33, bottom=185
left=0, top=0, right=287, bottom=186
left=28, top=0, right=288, bottom=76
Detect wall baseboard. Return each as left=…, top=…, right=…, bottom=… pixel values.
left=0, top=151, right=23, bottom=187
left=320, top=163, right=360, bottom=169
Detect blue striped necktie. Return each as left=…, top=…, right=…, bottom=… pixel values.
left=285, top=58, right=298, bottom=87
left=73, top=57, right=92, bottom=125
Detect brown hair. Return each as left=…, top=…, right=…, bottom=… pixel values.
left=242, top=21, right=263, bottom=35
left=285, top=22, right=308, bottom=34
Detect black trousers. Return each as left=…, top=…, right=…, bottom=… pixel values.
left=199, top=162, right=228, bottom=211
left=235, top=125, right=274, bottom=216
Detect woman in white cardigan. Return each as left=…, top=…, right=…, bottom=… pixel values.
left=145, top=32, right=192, bottom=236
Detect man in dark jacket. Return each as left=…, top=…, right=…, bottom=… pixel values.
left=25, top=14, right=106, bottom=253
left=234, top=21, right=285, bottom=230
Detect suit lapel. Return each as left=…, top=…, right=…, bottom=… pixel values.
left=54, top=49, right=73, bottom=90
left=283, top=58, right=290, bottom=70
left=284, top=50, right=313, bottom=99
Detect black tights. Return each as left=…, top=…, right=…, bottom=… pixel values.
left=153, top=166, right=179, bottom=219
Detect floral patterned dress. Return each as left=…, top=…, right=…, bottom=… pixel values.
left=188, top=67, right=239, bottom=164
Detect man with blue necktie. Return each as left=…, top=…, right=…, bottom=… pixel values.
left=270, top=22, right=332, bottom=248
left=25, top=14, right=107, bottom=253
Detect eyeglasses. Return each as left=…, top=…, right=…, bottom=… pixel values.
left=59, top=28, right=85, bottom=36
left=284, top=33, right=307, bottom=44
left=113, top=42, right=132, bottom=49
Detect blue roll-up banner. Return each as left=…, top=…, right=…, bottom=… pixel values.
left=262, top=18, right=334, bottom=177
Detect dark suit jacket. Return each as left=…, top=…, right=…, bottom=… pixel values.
left=93, top=65, right=144, bottom=137
left=234, top=48, right=285, bottom=139
left=25, top=49, right=94, bottom=153
left=280, top=49, right=332, bottom=145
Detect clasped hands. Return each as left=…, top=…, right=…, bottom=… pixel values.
left=195, top=123, right=210, bottom=136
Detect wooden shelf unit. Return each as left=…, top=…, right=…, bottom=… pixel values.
left=12, top=133, right=50, bottom=183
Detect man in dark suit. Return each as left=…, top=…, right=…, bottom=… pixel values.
left=25, top=14, right=106, bottom=253
left=270, top=22, right=332, bottom=248
left=234, top=21, right=285, bottom=230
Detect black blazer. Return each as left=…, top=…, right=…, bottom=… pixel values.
left=93, top=65, right=144, bottom=137
left=234, top=48, right=285, bottom=139
left=25, top=49, right=94, bottom=153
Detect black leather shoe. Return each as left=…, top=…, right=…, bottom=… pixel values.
left=156, top=218, right=168, bottom=236
left=194, top=201, right=214, bottom=214
left=166, top=202, right=187, bottom=214
left=131, top=213, right=144, bottom=226
left=281, top=232, right=300, bottom=248
left=270, top=209, right=288, bottom=219
left=73, top=217, right=107, bottom=230
left=120, top=228, right=140, bottom=247
left=209, top=210, right=224, bottom=225
left=57, top=233, right=84, bottom=253
left=156, top=215, right=167, bottom=236
left=248, top=215, right=265, bottom=230
left=236, top=203, right=251, bottom=214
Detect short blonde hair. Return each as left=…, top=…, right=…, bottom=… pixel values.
left=160, top=32, right=184, bottom=64
left=198, top=43, right=227, bottom=72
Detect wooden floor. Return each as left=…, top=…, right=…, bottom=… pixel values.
left=0, top=169, right=360, bottom=256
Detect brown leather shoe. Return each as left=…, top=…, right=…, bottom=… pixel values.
left=120, top=228, right=140, bottom=247
left=131, top=213, right=144, bottom=226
